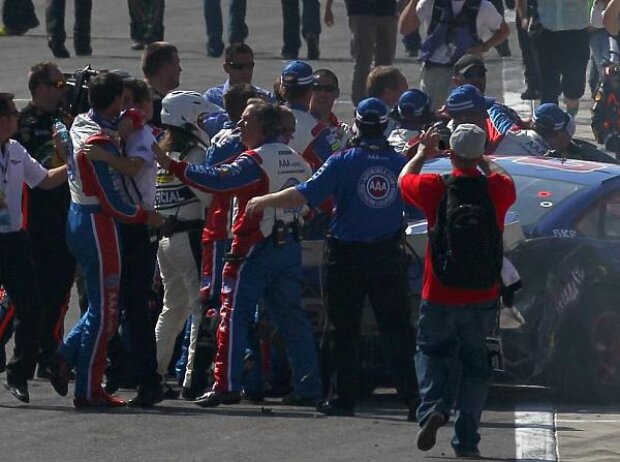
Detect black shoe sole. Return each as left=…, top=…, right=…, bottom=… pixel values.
left=417, top=412, right=444, bottom=451
left=4, top=381, right=29, bottom=403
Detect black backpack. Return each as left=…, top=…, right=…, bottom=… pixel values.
left=429, top=174, right=502, bottom=289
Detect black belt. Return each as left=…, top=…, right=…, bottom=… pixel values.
left=161, top=218, right=204, bottom=238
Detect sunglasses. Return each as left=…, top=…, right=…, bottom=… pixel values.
left=227, top=61, right=254, bottom=71
left=45, top=79, right=67, bottom=89
left=312, top=84, right=338, bottom=93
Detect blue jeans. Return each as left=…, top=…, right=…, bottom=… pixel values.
left=203, top=0, right=248, bottom=54
left=590, top=29, right=612, bottom=93
left=281, top=0, right=321, bottom=55
left=415, top=300, right=497, bottom=453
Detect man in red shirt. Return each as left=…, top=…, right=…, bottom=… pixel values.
left=398, top=123, right=515, bottom=458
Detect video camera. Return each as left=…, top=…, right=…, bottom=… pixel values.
left=62, top=65, right=101, bottom=117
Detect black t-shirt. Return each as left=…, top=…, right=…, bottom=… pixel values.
left=15, top=103, right=70, bottom=238
left=149, top=86, right=165, bottom=128
left=345, top=0, right=397, bottom=16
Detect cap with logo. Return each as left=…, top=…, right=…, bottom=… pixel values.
left=355, top=97, right=389, bottom=126
left=533, top=103, right=575, bottom=136
left=280, top=60, right=315, bottom=88
left=445, top=84, right=495, bottom=114
left=449, top=123, right=486, bottom=160
left=393, top=89, right=431, bottom=119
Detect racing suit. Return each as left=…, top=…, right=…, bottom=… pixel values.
left=169, top=141, right=321, bottom=399
left=62, top=111, right=149, bottom=400
left=15, top=104, right=76, bottom=373
left=286, top=103, right=338, bottom=172
left=154, top=142, right=212, bottom=390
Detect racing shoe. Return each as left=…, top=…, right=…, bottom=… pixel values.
left=73, top=392, right=127, bottom=408
left=4, top=379, right=29, bottom=403
left=194, top=390, right=241, bottom=408
left=454, top=447, right=481, bottom=459
left=49, top=352, right=70, bottom=397
left=416, top=411, right=445, bottom=451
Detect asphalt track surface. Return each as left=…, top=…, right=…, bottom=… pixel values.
left=0, top=1, right=619, bottom=461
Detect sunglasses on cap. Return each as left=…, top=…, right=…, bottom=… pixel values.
left=312, top=84, right=338, bottom=93
left=226, top=61, right=255, bottom=71
left=45, top=79, right=67, bottom=89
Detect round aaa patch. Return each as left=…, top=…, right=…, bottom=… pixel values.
left=358, top=167, right=398, bottom=208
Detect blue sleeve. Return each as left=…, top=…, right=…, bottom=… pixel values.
left=171, top=153, right=262, bottom=193
left=206, top=138, right=244, bottom=167
left=296, top=155, right=339, bottom=207
left=203, top=111, right=230, bottom=139
left=488, top=104, right=520, bottom=135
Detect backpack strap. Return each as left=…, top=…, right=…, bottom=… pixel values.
left=428, top=0, right=449, bottom=35
left=461, top=0, right=481, bottom=42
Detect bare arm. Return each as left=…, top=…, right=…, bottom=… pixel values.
left=245, top=187, right=307, bottom=217
left=83, top=143, right=145, bottom=177
left=324, top=0, right=334, bottom=26
left=38, top=165, right=68, bottom=190
left=604, top=0, right=620, bottom=37
left=478, top=156, right=513, bottom=180
left=398, top=130, right=440, bottom=186
left=399, top=0, right=421, bottom=36
left=469, top=20, right=510, bottom=55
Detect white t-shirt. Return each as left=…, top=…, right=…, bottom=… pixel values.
left=124, top=126, right=157, bottom=210
left=416, top=0, right=503, bottom=64
left=0, top=139, right=48, bottom=232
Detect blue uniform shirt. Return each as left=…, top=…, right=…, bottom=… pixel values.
left=204, top=80, right=274, bottom=108
left=296, top=139, right=406, bottom=242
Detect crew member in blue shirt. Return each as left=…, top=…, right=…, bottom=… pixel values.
left=246, top=97, right=418, bottom=418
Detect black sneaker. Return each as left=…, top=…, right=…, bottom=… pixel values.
left=454, top=447, right=481, bottom=459
left=75, top=45, right=93, bottom=56
left=281, top=50, right=298, bottom=60
left=162, top=384, right=180, bottom=400
left=416, top=411, right=445, bottom=451
left=241, top=390, right=265, bottom=404
left=316, top=399, right=355, bottom=416
left=520, top=88, right=541, bottom=100
left=194, top=390, right=241, bottom=408
left=48, top=41, right=70, bottom=59
left=127, top=385, right=165, bottom=408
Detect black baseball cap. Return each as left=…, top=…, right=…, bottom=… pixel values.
left=453, top=54, right=487, bottom=76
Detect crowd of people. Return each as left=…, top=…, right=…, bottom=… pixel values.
left=1, top=0, right=620, bottom=459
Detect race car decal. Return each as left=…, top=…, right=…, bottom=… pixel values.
left=512, top=156, right=606, bottom=173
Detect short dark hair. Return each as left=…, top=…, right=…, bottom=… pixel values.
left=141, top=42, right=178, bottom=78
left=28, top=62, right=61, bottom=95
left=313, top=68, right=339, bottom=88
left=124, top=78, right=151, bottom=105
left=224, top=43, right=254, bottom=62
left=88, top=72, right=125, bottom=111
left=279, top=84, right=311, bottom=103
left=366, top=66, right=404, bottom=98
left=0, top=93, right=15, bottom=116
left=223, top=83, right=257, bottom=123
left=251, top=103, right=281, bottom=139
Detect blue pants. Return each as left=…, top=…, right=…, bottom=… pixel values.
left=415, top=300, right=497, bottom=454
left=212, top=235, right=320, bottom=398
left=62, top=205, right=121, bottom=399
left=203, top=0, right=248, bottom=55
left=281, top=0, right=320, bottom=55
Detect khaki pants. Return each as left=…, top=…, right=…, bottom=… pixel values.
left=349, top=14, right=398, bottom=106
left=420, top=65, right=454, bottom=112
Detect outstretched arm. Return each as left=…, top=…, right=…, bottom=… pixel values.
left=246, top=187, right=307, bottom=217
left=604, top=0, right=620, bottom=37
left=399, top=0, right=421, bottom=36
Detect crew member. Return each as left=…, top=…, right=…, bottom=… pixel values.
left=246, top=98, right=419, bottom=418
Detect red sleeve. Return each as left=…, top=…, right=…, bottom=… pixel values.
left=400, top=173, right=445, bottom=223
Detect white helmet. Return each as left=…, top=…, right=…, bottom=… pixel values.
left=160, top=90, right=222, bottom=147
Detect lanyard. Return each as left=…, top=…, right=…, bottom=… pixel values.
left=0, top=144, right=9, bottom=186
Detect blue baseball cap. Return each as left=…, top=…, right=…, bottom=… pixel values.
left=533, top=103, right=572, bottom=133
left=393, top=89, right=431, bottom=118
left=355, top=97, right=389, bottom=125
left=280, top=60, right=315, bottom=87
left=445, top=84, right=495, bottom=114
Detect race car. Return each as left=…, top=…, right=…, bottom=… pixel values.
left=302, top=155, right=620, bottom=402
